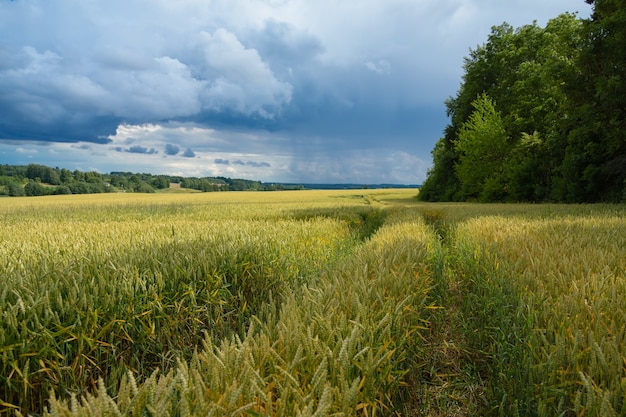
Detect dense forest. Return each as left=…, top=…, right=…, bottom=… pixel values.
left=420, top=0, right=625, bottom=203
left=0, top=164, right=303, bottom=196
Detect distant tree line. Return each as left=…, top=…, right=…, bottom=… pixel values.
left=420, top=0, right=625, bottom=203
left=0, top=164, right=303, bottom=197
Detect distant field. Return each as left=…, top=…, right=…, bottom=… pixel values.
left=1, top=190, right=624, bottom=416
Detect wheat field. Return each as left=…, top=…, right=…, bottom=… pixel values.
left=1, top=191, right=624, bottom=416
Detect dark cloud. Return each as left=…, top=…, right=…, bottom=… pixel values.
left=128, top=145, right=157, bottom=154
left=164, top=143, right=180, bottom=155
left=0, top=1, right=592, bottom=183
left=213, top=158, right=270, bottom=168
left=0, top=6, right=293, bottom=145
left=113, top=145, right=157, bottom=154
left=246, top=161, right=271, bottom=168
left=245, top=19, right=325, bottom=79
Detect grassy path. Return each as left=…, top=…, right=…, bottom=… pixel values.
left=414, top=203, right=626, bottom=416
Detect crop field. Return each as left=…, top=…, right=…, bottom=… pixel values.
left=1, top=190, right=625, bottom=416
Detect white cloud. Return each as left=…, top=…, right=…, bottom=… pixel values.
left=365, top=60, right=391, bottom=75
left=16, top=147, right=39, bottom=155
left=0, top=3, right=294, bottom=129
left=197, top=29, right=293, bottom=116
left=98, top=56, right=204, bottom=119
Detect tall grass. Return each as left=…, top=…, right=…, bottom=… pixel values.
left=1, top=189, right=441, bottom=415
left=4, top=191, right=624, bottom=416
left=38, top=201, right=439, bottom=416
left=1, top=191, right=375, bottom=414
left=449, top=209, right=626, bottom=416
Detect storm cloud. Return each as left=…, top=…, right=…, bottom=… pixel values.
left=214, top=158, right=271, bottom=168
left=0, top=0, right=591, bottom=183
left=182, top=148, right=196, bottom=158
left=114, top=145, right=158, bottom=155
left=164, top=144, right=180, bottom=156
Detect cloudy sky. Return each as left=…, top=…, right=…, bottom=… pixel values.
left=0, top=0, right=591, bottom=184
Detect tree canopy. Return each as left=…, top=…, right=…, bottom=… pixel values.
left=0, top=164, right=303, bottom=197
left=420, top=1, right=625, bottom=202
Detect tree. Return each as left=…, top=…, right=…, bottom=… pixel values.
left=68, top=182, right=90, bottom=194
left=133, top=181, right=155, bottom=193
left=60, top=168, right=73, bottom=183
left=47, top=169, right=61, bottom=185
left=421, top=13, right=585, bottom=202
left=73, top=170, right=85, bottom=182
left=152, top=176, right=170, bottom=189
left=558, top=0, right=626, bottom=201
left=54, top=185, right=72, bottom=195
left=84, top=171, right=103, bottom=184
left=24, top=180, right=46, bottom=196
left=505, top=132, right=550, bottom=201
left=454, top=94, right=510, bottom=201
left=8, top=181, right=25, bottom=197
left=419, top=131, right=462, bottom=201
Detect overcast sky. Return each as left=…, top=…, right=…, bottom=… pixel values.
left=0, top=0, right=591, bottom=184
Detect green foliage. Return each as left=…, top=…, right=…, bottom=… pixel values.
left=180, top=177, right=225, bottom=192
left=558, top=0, right=626, bottom=202
left=151, top=176, right=170, bottom=189
left=419, top=133, right=461, bottom=201
left=0, top=164, right=309, bottom=197
left=54, top=185, right=72, bottom=195
left=505, top=132, right=548, bottom=201
left=454, top=94, right=509, bottom=201
left=131, top=180, right=155, bottom=193
left=421, top=6, right=624, bottom=203
left=8, top=181, right=25, bottom=197
left=24, top=180, right=46, bottom=196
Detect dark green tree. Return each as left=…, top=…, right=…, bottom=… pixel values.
left=54, top=185, right=72, bottom=195
left=25, top=163, right=61, bottom=184
left=68, top=182, right=90, bottom=194
left=24, top=180, right=46, bottom=196
left=84, top=171, right=104, bottom=184
left=8, top=181, right=25, bottom=197
left=47, top=169, right=61, bottom=185
left=420, top=127, right=463, bottom=201
left=60, top=168, right=73, bottom=183
left=151, top=176, right=170, bottom=189
left=558, top=0, right=626, bottom=201
left=133, top=181, right=155, bottom=193
left=73, top=170, right=85, bottom=182
left=421, top=13, right=585, bottom=202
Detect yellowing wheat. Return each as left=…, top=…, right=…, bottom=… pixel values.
left=1, top=189, right=435, bottom=416
left=456, top=212, right=626, bottom=416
